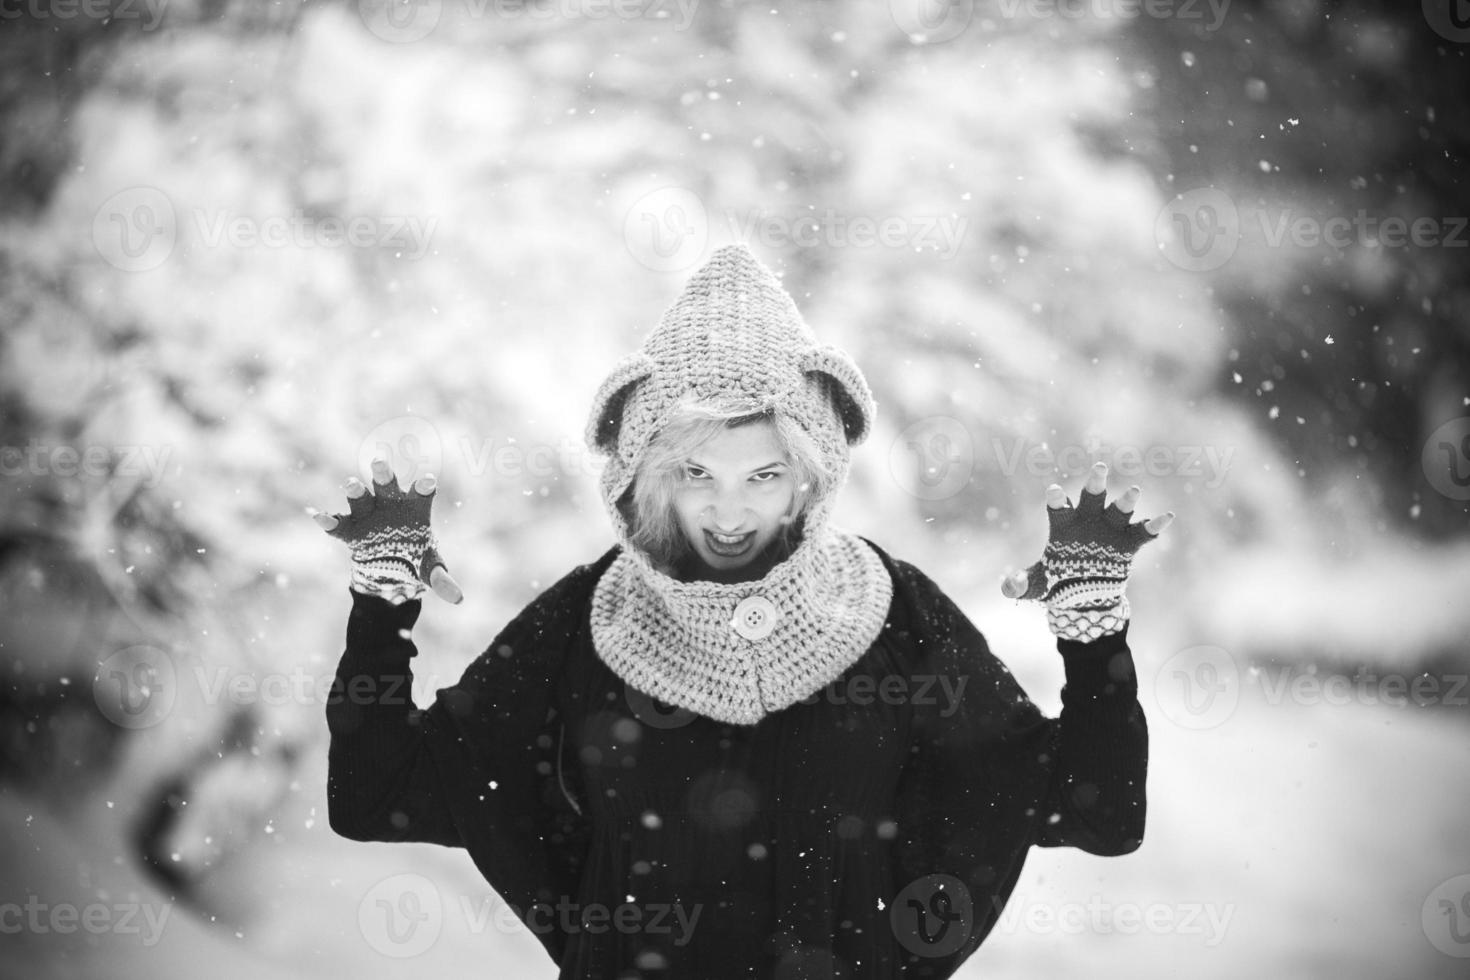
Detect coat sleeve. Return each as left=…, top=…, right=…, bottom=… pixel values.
left=879, top=552, right=1147, bottom=976
left=325, top=553, right=614, bottom=964
left=325, top=588, right=461, bottom=845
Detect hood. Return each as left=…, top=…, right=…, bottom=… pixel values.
left=584, top=244, right=876, bottom=552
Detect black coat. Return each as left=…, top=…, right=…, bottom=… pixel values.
left=326, top=541, right=1147, bottom=978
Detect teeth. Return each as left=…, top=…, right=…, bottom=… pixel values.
left=711, top=532, right=749, bottom=544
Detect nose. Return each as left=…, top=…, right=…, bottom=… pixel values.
left=707, top=488, right=750, bottom=532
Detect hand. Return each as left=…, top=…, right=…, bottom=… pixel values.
left=1000, top=462, right=1173, bottom=641
left=308, top=458, right=463, bottom=605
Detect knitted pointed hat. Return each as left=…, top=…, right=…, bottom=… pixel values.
left=586, top=243, right=875, bottom=545
left=582, top=245, right=893, bottom=726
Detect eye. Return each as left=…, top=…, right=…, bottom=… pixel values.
left=750, top=470, right=783, bottom=483
left=684, top=464, right=710, bottom=480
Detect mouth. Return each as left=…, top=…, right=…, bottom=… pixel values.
left=703, top=529, right=756, bottom=559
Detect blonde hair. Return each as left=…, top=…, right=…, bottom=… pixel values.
left=620, top=401, right=837, bottom=571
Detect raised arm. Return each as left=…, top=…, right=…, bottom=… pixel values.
left=311, top=458, right=464, bottom=843
left=999, top=461, right=1171, bottom=852
left=886, top=558, right=1147, bottom=867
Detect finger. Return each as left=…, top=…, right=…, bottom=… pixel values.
left=1144, top=511, right=1175, bottom=536
left=1083, top=461, right=1108, bottom=496
left=1075, top=462, right=1108, bottom=516
left=412, top=473, right=438, bottom=496
left=306, top=507, right=339, bottom=532
left=344, top=477, right=373, bottom=518
left=429, top=565, right=463, bottom=605
left=1000, top=570, right=1030, bottom=599
left=1105, top=485, right=1141, bottom=527
left=1045, top=483, right=1075, bottom=531
left=371, top=458, right=404, bottom=498
left=1001, top=561, right=1046, bottom=601
left=421, top=543, right=449, bottom=585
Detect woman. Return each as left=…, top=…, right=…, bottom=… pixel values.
left=313, top=245, right=1172, bottom=978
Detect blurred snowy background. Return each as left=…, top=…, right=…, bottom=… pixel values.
left=2, top=0, right=1469, bottom=977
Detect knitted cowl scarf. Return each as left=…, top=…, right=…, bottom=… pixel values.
left=584, top=245, right=893, bottom=726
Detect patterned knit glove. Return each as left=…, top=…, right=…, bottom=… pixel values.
left=1002, top=462, right=1172, bottom=642
left=309, top=459, right=463, bottom=605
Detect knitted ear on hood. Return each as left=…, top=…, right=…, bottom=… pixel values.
left=585, top=244, right=875, bottom=544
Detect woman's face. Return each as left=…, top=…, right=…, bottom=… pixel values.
left=672, top=419, right=798, bottom=581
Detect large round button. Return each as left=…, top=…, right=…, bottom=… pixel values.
left=731, top=595, right=779, bottom=640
